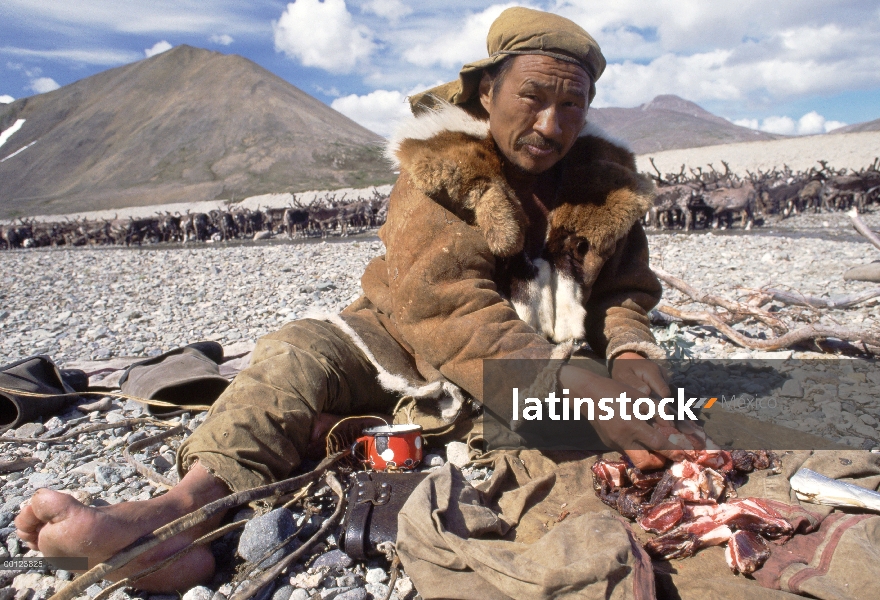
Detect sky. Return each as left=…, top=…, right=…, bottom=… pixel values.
left=2, top=0, right=879, bottom=138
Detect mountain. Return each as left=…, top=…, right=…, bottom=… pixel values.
left=829, top=118, right=880, bottom=134
left=588, top=95, right=786, bottom=154
left=0, top=45, right=394, bottom=219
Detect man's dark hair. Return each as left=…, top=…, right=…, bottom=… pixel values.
left=485, top=55, right=516, bottom=97
left=484, top=54, right=592, bottom=103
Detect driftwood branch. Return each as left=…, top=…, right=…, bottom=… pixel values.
left=126, top=519, right=250, bottom=586
left=757, top=287, right=880, bottom=309
left=122, top=425, right=186, bottom=487
left=229, top=473, right=347, bottom=600
left=653, top=267, right=787, bottom=332
left=1, top=418, right=176, bottom=445
left=848, top=208, right=880, bottom=252
left=49, top=452, right=347, bottom=600
left=0, top=456, right=40, bottom=473
left=657, top=304, right=880, bottom=351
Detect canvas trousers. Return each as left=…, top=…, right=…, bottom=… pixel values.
left=176, top=319, right=401, bottom=492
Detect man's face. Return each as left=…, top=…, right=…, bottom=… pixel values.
left=480, top=54, right=589, bottom=175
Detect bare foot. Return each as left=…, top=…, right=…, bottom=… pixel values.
left=14, top=462, right=229, bottom=592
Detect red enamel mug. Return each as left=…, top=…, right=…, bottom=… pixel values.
left=352, top=424, right=423, bottom=471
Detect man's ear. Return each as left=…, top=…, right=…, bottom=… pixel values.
left=478, top=72, right=493, bottom=114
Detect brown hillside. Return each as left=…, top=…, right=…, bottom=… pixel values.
left=0, top=45, right=394, bottom=218
left=589, top=94, right=786, bottom=154
left=830, top=118, right=880, bottom=134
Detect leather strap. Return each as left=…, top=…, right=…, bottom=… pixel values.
left=340, top=471, right=430, bottom=560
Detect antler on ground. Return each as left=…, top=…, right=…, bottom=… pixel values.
left=848, top=208, right=880, bottom=252
left=740, top=287, right=880, bottom=310
left=653, top=267, right=787, bottom=333
left=657, top=304, right=880, bottom=353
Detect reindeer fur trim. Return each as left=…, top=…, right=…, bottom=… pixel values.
left=389, top=102, right=654, bottom=258
left=386, top=102, right=490, bottom=165
left=607, top=340, right=667, bottom=362
left=305, top=310, right=467, bottom=422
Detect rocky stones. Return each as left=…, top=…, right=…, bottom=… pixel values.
left=27, top=473, right=59, bottom=489
left=423, top=454, right=444, bottom=467
left=364, top=568, right=387, bottom=584
left=780, top=379, right=804, bottom=398
left=269, top=585, right=294, bottom=600
left=15, top=423, right=45, bottom=438
left=334, top=589, right=367, bottom=600
left=94, top=465, right=134, bottom=486
left=364, top=583, right=389, bottom=599
left=311, top=549, right=354, bottom=570
left=78, top=398, right=115, bottom=412
left=238, top=508, right=297, bottom=567
left=445, top=442, right=469, bottom=468
left=182, top=587, right=214, bottom=600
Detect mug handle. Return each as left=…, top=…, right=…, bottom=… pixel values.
left=351, top=436, right=370, bottom=462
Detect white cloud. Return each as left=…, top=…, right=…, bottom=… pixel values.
left=403, top=3, right=523, bottom=69
left=315, top=85, right=341, bottom=97
left=823, top=120, right=847, bottom=132
left=548, top=1, right=880, bottom=118
left=4, top=0, right=269, bottom=36
left=0, top=95, right=14, bottom=104
left=733, top=111, right=848, bottom=136
left=145, top=40, right=172, bottom=58
left=361, top=0, right=412, bottom=22
left=274, top=0, right=375, bottom=74
left=0, top=47, right=140, bottom=65
left=209, top=33, right=234, bottom=46
left=331, top=89, right=413, bottom=137
left=29, top=77, right=60, bottom=94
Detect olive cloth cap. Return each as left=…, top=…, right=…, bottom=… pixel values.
left=409, top=7, right=605, bottom=115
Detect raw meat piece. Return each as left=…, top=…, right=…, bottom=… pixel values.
left=638, top=498, right=685, bottom=534
left=645, top=517, right=732, bottom=560
left=670, top=476, right=702, bottom=501
left=720, top=498, right=793, bottom=541
left=730, top=450, right=780, bottom=473
left=648, top=470, right=679, bottom=504
left=616, top=487, right=648, bottom=519
left=725, top=530, right=771, bottom=574
left=591, top=459, right=630, bottom=489
left=669, top=460, right=702, bottom=479
left=627, top=465, right=666, bottom=490
left=697, top=467, right=727, bottom=500
left=693, top=450, right=734, bottom=473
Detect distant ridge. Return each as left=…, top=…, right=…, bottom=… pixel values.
left=830, top=118, right=880, bottom=134
left=588, top=94, right=786, bottom=154
left=0, top=45, right=394, bottom=219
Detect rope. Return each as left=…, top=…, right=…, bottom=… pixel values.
left=0, top=384, right=212, bottom=411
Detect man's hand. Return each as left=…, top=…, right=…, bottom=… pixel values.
left=610, top=352, right=671, bottom=398
left=559, top=364, right=686, bottom=470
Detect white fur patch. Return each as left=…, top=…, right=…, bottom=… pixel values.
left=579, top=120, right=632, bottom=151
left=304, top=310, right=467, bottom=422
left=552, top=272, right=586, bottom=342
left=511, top=258, right=586, bottom=343
left=385, top=101, right=490, bottom=166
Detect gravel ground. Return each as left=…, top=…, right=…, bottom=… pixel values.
left=1, top=210, right=879, bottom=600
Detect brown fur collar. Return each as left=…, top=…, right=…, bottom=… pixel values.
left=388, top=103, right=655, bottom=257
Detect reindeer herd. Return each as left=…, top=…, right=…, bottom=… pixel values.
left=2, top=160, right=879, bottom=250
left=0, top=191, right=390, bottom=250
left=645, top=158, right=880, bottom=231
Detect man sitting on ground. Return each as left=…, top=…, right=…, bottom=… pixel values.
left=16, top=7, right=685, bottom=591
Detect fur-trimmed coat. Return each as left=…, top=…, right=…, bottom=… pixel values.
left=329, top=104, right=663, bottom=421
